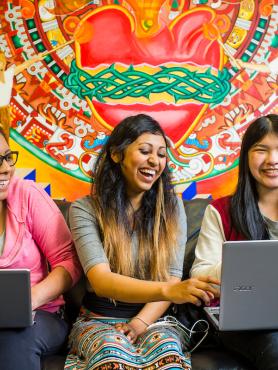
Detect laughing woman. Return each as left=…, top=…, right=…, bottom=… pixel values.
left=0, top=128, right=81, bottom=370
left=191, top=114, right=278, bottom=370
left=65, top=114, right=219, bottom=370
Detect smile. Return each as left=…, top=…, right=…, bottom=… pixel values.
left=0, top=180, right=9, bottom=190
left=262, top=169, right=278, bottom=176
left=139, top=168, right=156, bottom=178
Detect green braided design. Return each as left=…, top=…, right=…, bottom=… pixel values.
left=65, top=60, right=231, bottom=104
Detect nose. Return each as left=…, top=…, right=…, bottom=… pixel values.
left=266, top=150, right=278, bottom=165
left=0, top=158, right=13, bottom=172
left=148, top=154, right=159, bottom=167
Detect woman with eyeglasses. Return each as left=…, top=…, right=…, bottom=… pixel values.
left=0, top=129, right=81, bottom=370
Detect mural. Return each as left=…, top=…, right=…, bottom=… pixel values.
left=0, top=0, right=277, bottom=200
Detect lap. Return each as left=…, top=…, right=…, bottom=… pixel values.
left=66, top=310, right=191, bottom=370
left=0, top=309, right=68, bottom=358
left=217, top=330, right=278, bottom=370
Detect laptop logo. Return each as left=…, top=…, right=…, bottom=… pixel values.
left=233, top=285, right=253, bottom=292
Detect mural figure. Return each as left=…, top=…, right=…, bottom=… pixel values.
left=0, top=41, right=73, bottom=139
left=0, top=0, right=277, bottom=199
left=236, top=57, right=278, bottom=75
left=0, top=51, right=37, bottom=139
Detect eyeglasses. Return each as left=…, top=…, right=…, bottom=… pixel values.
left=0, top=151, right=19, bottom=167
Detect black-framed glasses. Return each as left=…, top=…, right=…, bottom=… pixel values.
left=0, top=151, right=19, bottom=167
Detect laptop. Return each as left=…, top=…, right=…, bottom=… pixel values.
left=204, top=240, right=278, bottom=331
left=0, top=269, right=34, bottom=328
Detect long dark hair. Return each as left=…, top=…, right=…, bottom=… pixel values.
left=92, top=114, right=178, bottom=280
left=230, top=114, right=278, bottom=239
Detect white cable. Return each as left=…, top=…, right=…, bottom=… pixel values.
left=147, top=315, right=210, bottom=353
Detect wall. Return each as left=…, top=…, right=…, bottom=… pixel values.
left=0, top=0, right=277, bottom=200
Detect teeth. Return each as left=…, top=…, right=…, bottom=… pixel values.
left=140, top=169, right=156, bottom=175
left=263, top=169, right=278, bottom=174
left=0, top=180, right=9, bottom=190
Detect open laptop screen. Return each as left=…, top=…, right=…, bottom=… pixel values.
left=219, top=240, right=278, bottom=331
left=0, top=269, right=33, bottom=328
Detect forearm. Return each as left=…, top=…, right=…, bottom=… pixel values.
left=237, top=60, right=270, bottom=73
left=31, top=266, right=72, bottom=310
left=88, top=264, right=219, bottom=305
left=134, top=301, right=171, bottom=324
left=191, top=263, right=222, bottom=280
left=131, top=277, right=181, bottom=325
left=87, top=265, right=170, bottom=303
left=126, top=301, right=171, bottom=336
left=190, top=205, right=224, bottom=281
left=114, top=277, right=180, bottom=338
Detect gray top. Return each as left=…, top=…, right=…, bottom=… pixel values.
left=264, top=216, right=278, bottom=240
left=69, top=195, right=187, bottom=281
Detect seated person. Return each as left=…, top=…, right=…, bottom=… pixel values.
left=65, top=114, right=219, bottom=370
left=191, top=114, right=278, bottom=370
left=0, top=128, right=81, bottom=370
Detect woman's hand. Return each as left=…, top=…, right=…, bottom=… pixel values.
left=114, top=322, right=142, bottom=344
left=164, top=276, right=220, bottom=306
left=88, top=264, right=219, bottom=305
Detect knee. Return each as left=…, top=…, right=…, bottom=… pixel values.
left=0, top=329, right=37, bottom=357
left=143, top=328, right=183, bottom=351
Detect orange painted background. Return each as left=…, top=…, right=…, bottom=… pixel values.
left=1, top=0, right=277, bottom=200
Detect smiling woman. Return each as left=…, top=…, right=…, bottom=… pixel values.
left=65, top=114, right=220, bottom=370
left=191, top=114, right=278, bottom=369
left=0, top=128, right=81, bottom=369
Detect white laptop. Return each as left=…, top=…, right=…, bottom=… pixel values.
left=0, top=269, right=34, bottom=328
left=204, top=240, right=278, bottom=331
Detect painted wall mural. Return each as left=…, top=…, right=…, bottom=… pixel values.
left=0, top=0, right=277, bottom=200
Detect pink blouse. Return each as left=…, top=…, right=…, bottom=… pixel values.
left=0, top=176, right=81, bottom=312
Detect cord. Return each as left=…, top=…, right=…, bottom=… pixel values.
left=147, top=315, right=210, bottom=353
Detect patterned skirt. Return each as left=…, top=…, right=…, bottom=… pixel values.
left=64, top=308, right=191, bottom=370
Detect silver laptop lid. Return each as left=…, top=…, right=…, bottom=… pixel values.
left=0, top=269, right=33, bottom=328
left=219, top=240, right=278, bottom=331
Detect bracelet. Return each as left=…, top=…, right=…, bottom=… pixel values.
left=133, top=316, right=150, bottom=327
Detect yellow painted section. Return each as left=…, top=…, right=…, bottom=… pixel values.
left=10, top=138, right=90, bottom=202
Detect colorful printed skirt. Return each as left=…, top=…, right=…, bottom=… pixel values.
left=64, top=308, right=191, bottom=370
